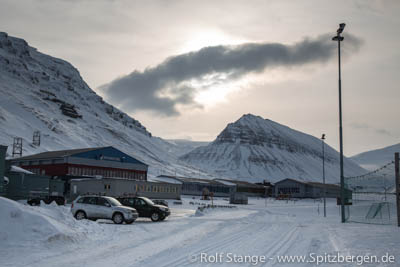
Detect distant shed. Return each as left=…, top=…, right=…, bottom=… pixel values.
left=274, top=178, right=352, bottom=199
left=157, top=175, right=235, bottom=197
left=214, top=179, right=267, bottom=197
left=70, top=178, right=181, bottom=200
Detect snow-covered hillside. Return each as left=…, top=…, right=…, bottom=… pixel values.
left=165, top=139, right=209, bottom=157
left=0, top=32, right=205, bottom=178
left=351, top=143, right=400, bottom=171
left=180, top=114, right=365, bottom=183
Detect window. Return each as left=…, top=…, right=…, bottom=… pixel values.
left=136, top=199, right=146, bottom=206
left=97, top=197, right=110, bottom=207
left=122, top=198, right=134, bottom=206
left=279, top=187, right=300, bottom=194
left=104, top=184, right=111, bottom=190
left=82, top=197, right=97, bottom=205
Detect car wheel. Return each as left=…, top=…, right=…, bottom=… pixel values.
left=113, top=213, right=124, bottom=224
left=150, top=212, right=160, bottom=222
left=75, top=211, right=86, bottom=220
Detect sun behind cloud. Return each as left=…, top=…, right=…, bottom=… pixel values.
left=178, top=29, right=247, bottom=53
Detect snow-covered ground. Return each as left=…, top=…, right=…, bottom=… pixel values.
left=1, top=196, right=399, bottom=267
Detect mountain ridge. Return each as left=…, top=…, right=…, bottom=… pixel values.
left=351, top=143, right=400, bottom=171
left=180, top=113, right=366, bottom=183
left=0, top=31, right=208, bottom=178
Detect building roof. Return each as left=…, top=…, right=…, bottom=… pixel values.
left=149, top=176, right=183, bottom=184
left=274, top=178, right=309, bottom=185
left=157, top=175, right=229, bottom=186
left=70, top=177, right=180, bottom=185
left=9, top=146, right=147, bottom=166
left=214, top=179, right=265, bottom=188
left=12, top=147, right=106, bottom=161
left=213, top=179, right=236, bottom=186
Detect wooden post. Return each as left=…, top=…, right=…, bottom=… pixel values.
left=395, top=152, right=400, bottom=227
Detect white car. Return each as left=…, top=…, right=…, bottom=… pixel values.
left=71, top=195, right=139, bottom=224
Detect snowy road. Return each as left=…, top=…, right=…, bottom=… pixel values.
left=1, top=198, right=399, bottom=267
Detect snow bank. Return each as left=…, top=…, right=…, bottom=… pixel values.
left=194, top=205, right=238, bottom=217
left=0, top=197, right=103, bottom=245
left=10, top=165, right=34, bottom=174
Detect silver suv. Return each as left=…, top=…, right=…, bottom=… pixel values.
left=71, top=195, right=138, bottom=224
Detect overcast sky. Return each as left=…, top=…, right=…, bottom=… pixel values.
left=1, top=0, right=399, bottom=156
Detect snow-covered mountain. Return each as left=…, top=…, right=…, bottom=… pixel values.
left=351, top=143, right=400, bottom=171
left=0, top=32, right=207, bottom=178
left=180, top=114, right=366, bottom=183
left=165, top=139, right=209, bottom=157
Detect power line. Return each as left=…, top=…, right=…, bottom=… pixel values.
left=345, top=161, right=394, bottom=180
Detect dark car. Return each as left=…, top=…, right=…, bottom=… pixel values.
left=117, top=197, right=171, bottom=222
left=152, top=199, right=169, bottom=207
left=28, top=196, right=65, bottom=206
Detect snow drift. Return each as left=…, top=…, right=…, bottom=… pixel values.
left=0, top=197, right=102, bottom=245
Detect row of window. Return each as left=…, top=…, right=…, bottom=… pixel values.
left=278, top=187, right=300, bottom=194
left=68, top=166, right=145, bottom=180
left=20, top=159, right=63, bottom=166
left=103, top=183, right=178, bottom=193
left=182, top=184, right=231, bottom=193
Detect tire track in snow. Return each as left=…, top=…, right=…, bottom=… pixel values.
left=142, top=209, right=271, bottom=267
left=260, top=225, right=300, bottom=266
left=154, top=220, right=264, bottom=266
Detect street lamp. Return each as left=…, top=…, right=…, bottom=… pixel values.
left=332, top=23, right=346, bottom=223
left=321, top=134, right=326, bottom=217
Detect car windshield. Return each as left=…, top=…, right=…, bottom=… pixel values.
left=140, top=197, right=154, bottom=205
left=106, top=197, right=122, bottom=206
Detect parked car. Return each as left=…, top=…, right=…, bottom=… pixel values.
left=71, top=195, right=138, bottom=224
left=152, top=199, right=169, bottom=207
left=28, top=196, right=65, bottom=206
left=117, top=196, right=170, bottom=222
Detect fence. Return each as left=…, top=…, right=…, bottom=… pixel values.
left=344, top=154, right=399, bottom=226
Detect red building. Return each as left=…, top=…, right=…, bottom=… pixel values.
left=9, top=146, right=148, bottom=181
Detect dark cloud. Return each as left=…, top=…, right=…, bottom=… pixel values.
left=350, top=122, right=392, bottom=137
left=101, top=33, right=362, bottom=116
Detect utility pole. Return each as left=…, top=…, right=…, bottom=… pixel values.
left=382, top=173, right=387, bottom=202
left=33, top=131, right=41, bottom=146
left=332, top=23, right=346, bottom=223
left=395, top=152, right=400, bottom=227
left=321, top=134, right=326, bottom=217
left=12, top=137, right=23, bottom=158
